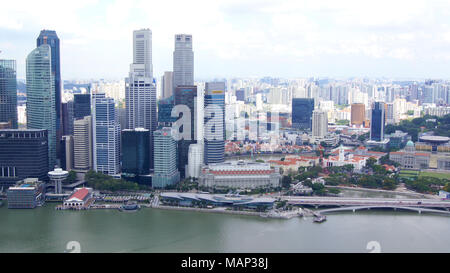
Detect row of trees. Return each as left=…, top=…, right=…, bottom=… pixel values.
left=85, top=171, right=140, bottom=192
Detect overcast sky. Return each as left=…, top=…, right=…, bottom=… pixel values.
left=1, top=0, right=450, bottom=80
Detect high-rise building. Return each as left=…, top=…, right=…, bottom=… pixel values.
left=153, top=127, right=180, bottom=188
left=73, top=116, right=92, bottom=171
left=125, top=29, right=157, bottom=170
left=37, top=30, right=62, bottom=158
left=73, top=94, right=91, bottom=119
left=351, top=103, right=365, bottom=126
left=370, top=102, right=385, bottom=142
left=0, top=59, right=18, bottom=129
left=312, top=109, right=328, bottom=138
left=173, top=34, right=193, bottom=91
left=157, top=96, right=176, bottom=128
left=0, top=129, right=49, bottom=188
left=92, top=93, right=120, bottom=175
left=187, top=143, right=203, bottom=179
left=121, top=128, right=150, bottom=177
left=161, top=71, right=173, bottom=99
left=292, top=98, right=314, bottom=130
left=204, top=82, right=225, bottom=164
left=26, top=44, right=57, bottom=169
left=60, top=135, right=74, bottom=171
left=61, top=100, right=74, bottom=136
left=174, top=85, right=197, bottom=178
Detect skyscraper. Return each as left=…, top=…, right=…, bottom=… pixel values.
left=312, top=109, right=328, bottom=138
left=174, top=85, right=197, bottom=178
left=60, top=135, right=74, bottom=171
left=73, top=116, right=93, bottom=171
left=173, top=34, right=193, bottom=91
left=351, top=103, right=365, bottom=126
left=37, top=30, right=62, bottom=156
left=204, top=82, right=225, bottom=164
left=292, top=98, right=314, bottom=130
left=92, top=93, right=120, bottom=175
left=0, top=59, right=18, bottom=129
left=153, top=127, right=180, bottom=188
left=161, top=71, right=173, bottom=99
left=73, top=94, right=91, bottom=119
left=61, top=100, right=74, bottom=136
left=0, top=129, right=49, bottom=188
left=26, top=44, right=56, bottom=169
left=125, top=29, right=157, bottom=169
left=370, top=102, right=385, bottom=142
left=121, top=128, right=150, bottom=177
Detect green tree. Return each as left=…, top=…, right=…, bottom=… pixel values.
left=281, top=175, right=292, bottom=188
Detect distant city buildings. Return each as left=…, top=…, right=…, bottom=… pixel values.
left=292, top=98, right=314, bottom=131
left=153, top=127, right=180, bottom=188
left=204, top=82, right=226, bottom=164
left=173, top=34, right=194, bottom=91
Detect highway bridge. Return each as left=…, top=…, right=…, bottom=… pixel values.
left=283, top=196, right=450, bottom=211
left=319, top=206, right=450, bottom=216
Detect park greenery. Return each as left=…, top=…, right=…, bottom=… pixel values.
left=385, top=114, right=450, bottom=141
left=85, top=170, right=140, bottom=192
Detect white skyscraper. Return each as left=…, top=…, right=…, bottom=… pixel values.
left=187, top=144, right=203, bottom=179
left=161, top=71, right=173, bottom=99
left=173, top=34, right=194, bottom=91
left=125, top=29, right=157, bottom=169
left=312, top=109, right=328, bottom=138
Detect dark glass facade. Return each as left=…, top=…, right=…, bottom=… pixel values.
left=74, top=94, right=91, bottom=119
left=62, top=101, right=74, bottom=136
left=370, top=102, right=385, bottom=141
left=204, top=82, right=225, bottom=164
left=174, top=85, right=197, bottom=178
left=0, top=60, right=18, bottom=129
left=292, top=98, right=314, bottom=130
left=0, top=129, right=49, bottom=188
left=157, top=95, right=176, bottom=128
left=121, top=129, right=150, bottom=176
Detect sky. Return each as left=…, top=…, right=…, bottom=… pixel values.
left=1, top=0, right=450, bottom=80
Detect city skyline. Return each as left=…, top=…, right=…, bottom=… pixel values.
left=1, top=0, right=450, bottom=80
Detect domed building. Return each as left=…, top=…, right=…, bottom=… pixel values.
left=389, top=141, right=430, bottom=170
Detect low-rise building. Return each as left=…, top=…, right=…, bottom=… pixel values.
left=198, top=160, right=281, bottom=189
left=7, top=178, right=45, bottom=209
left=63, top=187, right=93, bottom=209
left=389, top=141, right=430, bottom=170
left=323, top=145, right=368, bottom=171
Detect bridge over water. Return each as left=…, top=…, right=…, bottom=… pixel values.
left=318, top=206, right=450, bottom=216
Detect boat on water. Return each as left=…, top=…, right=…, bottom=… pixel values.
left=119, top=201, right=140, bottom=212
left=313, top=215, right=327, bottom=223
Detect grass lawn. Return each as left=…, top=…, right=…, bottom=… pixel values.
left=419, top=172, right=450, bottom=180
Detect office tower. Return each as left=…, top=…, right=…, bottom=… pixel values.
left=204, top=82, right=225, bottom=164
left=121, top=128, right=150, bottom=177
left=157, top=96, right=176, bottom=128
left=0, top=129, right=49, bottom=188
left=292, top=98, right=314, bottom=130
left=73, top=116, right=92, bottom=171
left=370, top=102, right=385, bottom=142
left=173, top=34, right=194, bottom=91
left=0, top=59, right=18, bottom=129
left=312, top=110, right=328, bottom=138
left=118, top=107, right=127, bottom=132
left=37, top=30, right=62, bottom=157
left=153, top=127, right=180, bottom=188
left=386, top=103, right=395, bottom=125
left=60, top=135, right=74, bottom=171
left=161, top=71, right=173, bottom=99
left=73, top=94, right=91, bottom=119
left=174, top=85, right=197, bottom=178
left=26, top=44, right=57, bottom=169
left=187, top=143, right=203, bottom=179
left=92, top=94, right=120, bottom=175
left=61, top=100, right=74, bottom=136
left=125, top=29, right=157, bottom=169
left=235, top=89, right=245, bottom=102
left=351, top=103, right=365, bottom=126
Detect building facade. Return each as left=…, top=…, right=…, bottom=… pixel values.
left=198, top=161, right=281, bottom=189
left=60, top=135, right=74, bottom=171
left=61, top=100, right=74, bottom=136
left=7, top=178, right=45, bottom=209
left=312, top=109, right=328, bottom=138
left=173, top=34, right=194, bottom=91
left=204, top=82, right=225, bottom=164
left=292, top=98, right=314, bottom=130
left=187, top=143, right=203, bottom=179
left=389, top=141, right=430, bottom=170
left=161, top=71, right=173, bottom=99
left=73, top=94, right=91, bottom=119
left=370, top=101, right=385, bottom=141
left=73, top=116, right=92, bottom=171
left=153, top=127, right=180, bottom=188
left=351, top=103, right=365, bottom=126
left=26, top=44, right=57, bottom=169
left=92, top=93, right=120, bottom=175
left=0, top=129, right=49, bottom=187
left=0, top=59, right=18, bottom=128
left=121, top=128, right=150, bottom=177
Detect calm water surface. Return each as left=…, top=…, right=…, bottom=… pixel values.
left=0, top=203, right=449, bottom=253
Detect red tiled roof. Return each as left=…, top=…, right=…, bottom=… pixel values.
left=69, top=188, right=89, bottom=201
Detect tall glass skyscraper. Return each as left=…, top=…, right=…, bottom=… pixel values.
left=121, top=128, right=150, bottom=176
left=125, top=29, right=157, bottom=170
left=26, top=44, right=56, bottom=169
left=370, top=101, right=385, bottom=141
left=92, top=93, right=120, bottom=175
left=0, top=59, right=18, bottom=128
left=174, top=85, right=197, bottom=178
left=204, top=82, right=225, bottom=164
left=73, top=94, right=91, bottom=119
left=153, top=127, right=180, bottom=188
left=173, top=34, right=193, bottom=91
left=36, top=30, right=62, bottom=154
left=292, top=98, right=314, bottom=130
